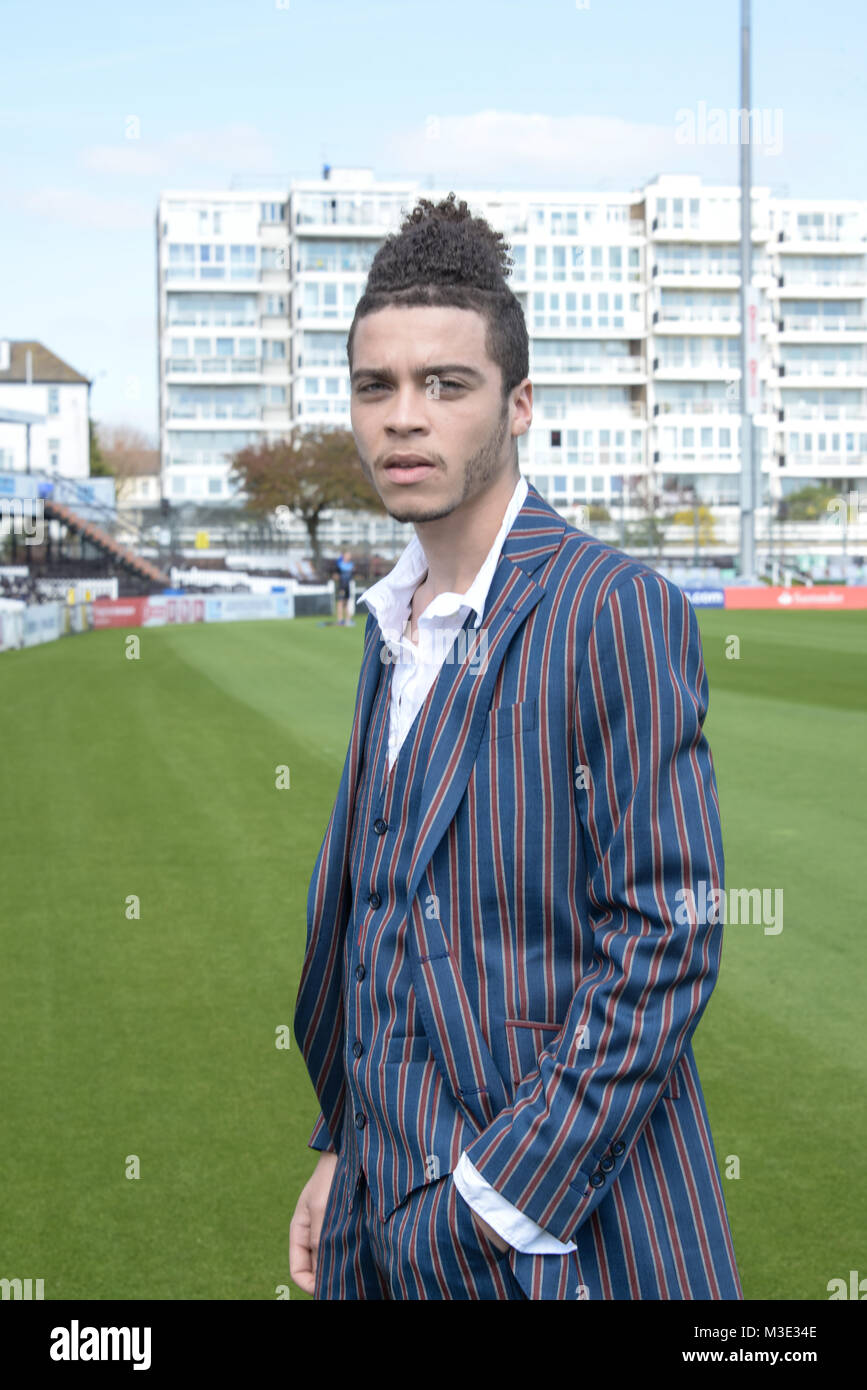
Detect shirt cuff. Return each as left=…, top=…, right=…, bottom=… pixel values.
left=452, top=1152, right=578, bottom=1254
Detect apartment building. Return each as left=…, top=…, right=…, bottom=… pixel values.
left=156, top=169, right=867, bottom=537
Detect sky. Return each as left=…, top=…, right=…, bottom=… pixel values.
left=1, top=0, right=864, bottom=438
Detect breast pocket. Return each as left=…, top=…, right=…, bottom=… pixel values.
left=504, top=1017, right=560, bottom=1086
left=480, top=697, right=537, bottom=745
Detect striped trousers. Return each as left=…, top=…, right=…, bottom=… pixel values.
left=313, top=1126, right=529, bottom=1300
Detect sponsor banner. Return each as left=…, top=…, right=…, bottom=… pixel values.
left=682, top=587, right=726, bottom=608
left=22, top=602, right=64, bottom=647
left=144, top=595, right=206, bottom=626
left=724, top=585, right=867, bottom=610
left=91, top=598, right=150, bottom=629
left=203, top=593, right=294, bottom=622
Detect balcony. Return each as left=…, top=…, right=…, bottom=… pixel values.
left=530, top=356, right=646, bottom=378
left=166, top=405, right=263, bottom=422
left=165, top=356, right=263, bottom=376
left=777, top=269, right=866, bottom=288
left=777, top=226, right=867, bottom=244
left=538, top=401, right=646, bottom=420
left=778, top=360, right=867, bottom=379
left=655, top=357, right=741, bottom=379
left=778, top=315, right=867, bottom=333
left=782, top=403, right=867, bottom=421
left=654, top=400, right=741, bottom=416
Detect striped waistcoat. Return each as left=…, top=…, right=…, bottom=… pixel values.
left=294, top=482, right=743, bottom=1300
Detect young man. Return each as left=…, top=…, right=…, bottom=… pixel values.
left=290, top=193, right=742, bottom=1300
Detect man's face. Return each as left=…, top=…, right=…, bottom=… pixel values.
left=349, top=305, right=531, bottom=524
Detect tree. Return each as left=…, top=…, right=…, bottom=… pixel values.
left=777, top=483, right=838, bottom=522
left=95, top=424, right=160, bottom=500
left=228, top=426, right=383, bottom=574
left=672, top=504, right=717, bottom=545
left=89, top=419, right=109, bottom=476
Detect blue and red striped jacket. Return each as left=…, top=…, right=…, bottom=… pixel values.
left=294, top=482, right=743, bottom=1299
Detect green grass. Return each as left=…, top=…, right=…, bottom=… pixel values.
left=0, top=611, right=863, bottom=1300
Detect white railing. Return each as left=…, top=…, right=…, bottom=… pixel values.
left=655, top=263, right=742, bottom=278
left=538, top=401, right=646, bottom=419
left=531, top=357, right=646, bottom=375
left=780, top=360, right=867, bottom=377
left=657, top=306, right=738, bottom=323
left=656, top=357, right=740, bottom=371
left=779, top=269, right=866, bottom=287
left=780, top=315, right=867, bottom=332
left=655, top=400, right=741, bottom=415
left=166, top=357, right=262, bottom=375
left=783, top=404, right=867, bottom=421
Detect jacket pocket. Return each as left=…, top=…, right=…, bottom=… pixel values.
left=480, top=697, right=537, bottom=745
left=504, top=1017, right=560, bottom=1086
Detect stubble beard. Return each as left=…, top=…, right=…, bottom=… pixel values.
left=362, top=405, right=513, bottom=525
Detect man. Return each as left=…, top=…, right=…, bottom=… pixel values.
left=332, top=550, right=355, bottom=626
left=290, top=193, right=742, bottom=1300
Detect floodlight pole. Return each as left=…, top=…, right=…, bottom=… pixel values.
left=738, top=0, right=757, bottom=581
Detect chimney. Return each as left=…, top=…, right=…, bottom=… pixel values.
left=0, top=340, right=9, bottom=372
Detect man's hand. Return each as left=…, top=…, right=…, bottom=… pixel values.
left=289, top=1152, right=338, bottom=1295
left=469, top=1209, right=511, bottom=1254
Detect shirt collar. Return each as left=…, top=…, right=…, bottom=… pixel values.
left=357, top=473, right=528, bottom=642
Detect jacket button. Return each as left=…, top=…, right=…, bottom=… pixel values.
left=373, top=818, right=388, bottom=834
left=368, top=891, right=381, bottom=909
left=355, top=1112, right=365, bottom=1129
left=352, top=1040, right=363, bottom=1058
left=355, top=964, right=365, bottom=981
left=611, top=1140, right=626, bottom=1156
left=589, top=1172, right=605, bottom=1187
left=600, top=1155, right=615, bottom=1173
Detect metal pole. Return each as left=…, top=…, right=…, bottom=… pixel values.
left=738, top=0, right=755, bottom=581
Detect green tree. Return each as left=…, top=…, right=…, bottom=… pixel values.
left=229, top=427, right=383, bottom=574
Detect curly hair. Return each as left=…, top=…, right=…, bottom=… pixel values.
left=346, top=192, right=529, bottom=401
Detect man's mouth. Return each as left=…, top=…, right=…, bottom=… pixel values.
left=383, top=456, right=437, bottom=483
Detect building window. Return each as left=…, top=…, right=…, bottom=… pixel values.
left=48, top=439, right=60, bottom=469
left=550, top=430, right=562, bottom=448
left=47, top=387, right=59, bottom=415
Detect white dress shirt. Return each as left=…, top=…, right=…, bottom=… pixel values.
left=355, top=472, right=577, bottom=1256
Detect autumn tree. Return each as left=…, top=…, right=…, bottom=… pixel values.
left=229, top=426, right=383, bottom=574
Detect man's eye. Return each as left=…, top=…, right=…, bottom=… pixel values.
left=357, top=383, right=386, bottom=393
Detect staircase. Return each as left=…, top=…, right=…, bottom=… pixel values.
left=43, top=499, right=170, bottom=587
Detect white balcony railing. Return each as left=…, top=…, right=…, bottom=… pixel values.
left=654, top=400, right=741, bottom=415
left=530, top=356, right=646, bottom=375
left=656, top=306, right=738, bottom=323
left=538, top=401, right=646, bottom=419
left=779, top=315, right=867, bottom=332
left=778, top=269, right=866, bottom=287
left=779, top=360, right=867, bottom=378
left=165, top=357, right=262, bottom=375
left=782, top=403, right=867, bottom=420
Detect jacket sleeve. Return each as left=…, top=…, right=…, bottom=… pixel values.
left=308, top=1110, right=337, bottom=1153
left=461, top=570, right=726, bottom=1245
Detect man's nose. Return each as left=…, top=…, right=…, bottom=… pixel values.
left=383, top=384, right=429, bottom=432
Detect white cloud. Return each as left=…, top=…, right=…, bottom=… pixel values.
left=8, top=188, right=150, bottom=230
left=386, top=108, right=784, bottom=189
left=79, top=123, right=278, bottom=177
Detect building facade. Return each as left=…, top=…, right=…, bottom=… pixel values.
left=0, top=340, right=91, bottom=480
left=156, top=170, right=867, bottom=544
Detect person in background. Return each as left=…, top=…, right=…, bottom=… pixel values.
left=332, top=551, right=355, bottom=626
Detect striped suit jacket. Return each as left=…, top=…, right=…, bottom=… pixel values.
left=294, top=482, right=743, bottom=1299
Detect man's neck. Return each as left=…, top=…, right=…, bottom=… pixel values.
left=412, top=467, right=520, bottom=600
